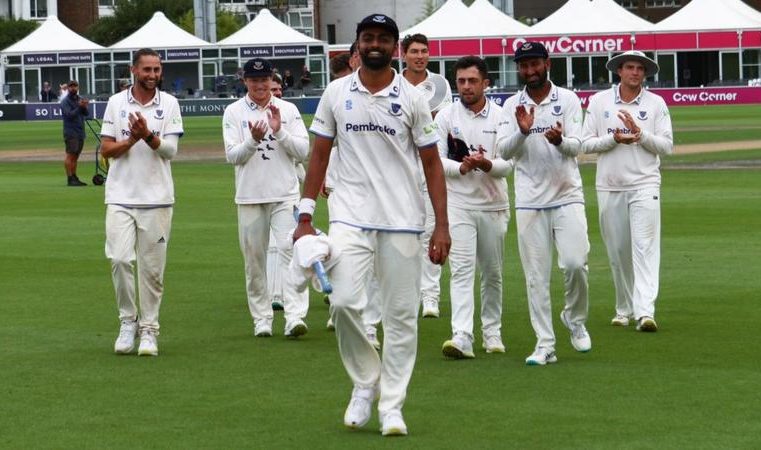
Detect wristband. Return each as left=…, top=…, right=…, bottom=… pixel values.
left=298, top=198, right=316, bottom=217
left=144, top=133, right=155, bottom=144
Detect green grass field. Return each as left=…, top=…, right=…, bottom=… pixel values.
left=1, top=153, right=761, bottom=447
left=0, top=104, right=760, bottom=153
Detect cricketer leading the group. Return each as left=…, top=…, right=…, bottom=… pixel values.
left=293, top=13, right=450, bottom=437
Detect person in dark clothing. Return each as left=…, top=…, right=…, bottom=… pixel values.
left=299, top=65, right=312, bottom=90
left=61, top=80, right=90, bottom=186
left=282, top=69, right=295, bottom=90
left=40, top=81, right=58, bottom=102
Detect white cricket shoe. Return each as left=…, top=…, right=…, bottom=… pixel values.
left=421, top=296, right=440, bottom=318
left=254, top=318, right=273, bottom=337
left=344, top=385, right=377, bottom=429
left=114, top=319, right=138, bottom=354
left=636, top=316, right=658, bottom=332
left=560, top=310, right=591, bottom=352
left=525, top=348, right=557, bottom=366
left=137, top=330, right=158, bottom=356
left=380, top=410, right=408, bottom=436
left=482, top=334, right=506, bottom=354
left=366, top=326, right=381, bottom=351
left=611, top=314, right=632, bottom=326
left=326, top=316, right=335, bottom=331
left=284, top=318, right=308, bottom=338
left=442, top=332, right=475, bottom=359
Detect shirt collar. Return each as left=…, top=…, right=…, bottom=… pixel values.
left=349, top=69, right=401, bottom=97
left=614, top=84, right=644, bottom=104
left=127, top=86, right=161, bottom=106
left=518, top=81, right=558, bottom=106
left=459, top=97, right=490, bottom=118
left=245, top=94, right=274, bottom=111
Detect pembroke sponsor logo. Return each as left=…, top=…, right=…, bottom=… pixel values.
left=345, top=122, right=397, bottom=136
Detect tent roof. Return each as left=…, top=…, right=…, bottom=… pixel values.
left=217, top=8, right=322, bottom=46
left=110, top=12, right=212, bottom=49
left=399, top=0, right=483, bottom=39
left=653, top=0, right=761, bottom=31
left=468, top=0, right=529, bottom=35
left=2, top=16, right=103, bottom=53
left=524, top=0, right=653, bottom=35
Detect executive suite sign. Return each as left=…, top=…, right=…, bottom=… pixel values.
left=22, top=52, right=92, bottom=65
left=240, top=45, right=307, bottom=58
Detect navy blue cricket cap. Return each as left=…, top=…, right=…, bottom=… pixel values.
left=356, top=14, right=399, bottom=41
left=243, top=58, right=273, bottom=78
left=514, top=41, right=549, bottom=62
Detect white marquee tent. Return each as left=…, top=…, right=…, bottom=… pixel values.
left=217, top=8, right=323, bottom=46
left=110, top=11, right=212, bottom=50
left=524, top=0, right=653, bottom=35
left=2, top=16, right=103, bottom=53
left=468, top=0, right=529, bottom=36
left=653, top=0, right=761, bottom=31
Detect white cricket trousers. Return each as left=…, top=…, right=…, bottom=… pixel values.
left=448, top=207, right=509, bottom=339
left=597, top=188, right=661, bottom=320
left=238, top=201, right=308, bottom=323
left=328, top=223, right=421, bottom=414
left=516, top=204, right=590, bottom=351
left=420, top=194, right=441, bottom=302
left=266, top=230, right=282, bottom=301
left=105, top=204, right=172, bottom=332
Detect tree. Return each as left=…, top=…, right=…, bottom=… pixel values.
left=0, top=18, right=38, bottom=52
left=86, top=0, right=193, bottom=47
left=178, top=8, right=245, bottom=42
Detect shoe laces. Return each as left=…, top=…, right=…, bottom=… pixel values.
left=423, top=298, right=437, bottom=308
left=571, top=325, right=588, bottom=340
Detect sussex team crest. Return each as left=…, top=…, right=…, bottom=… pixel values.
left=389, top=102, right=402, bottom=116
left=638, top=111, right=648, bottom=120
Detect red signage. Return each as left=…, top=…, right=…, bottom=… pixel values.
left=427, top=30, right=761, bottom=57
left=574, top=86, right=761, bottom=107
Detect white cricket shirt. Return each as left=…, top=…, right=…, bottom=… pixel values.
left=222, top=95, right=309, bottom=204
left=581, top=85, right=673, bottom=191
left=496, top=82, right=585, bottom=209
left=310, top=69, right=439, bottom=232
left=435, top=99, right=512, bottom=211
left=100, top=88, right=183, bottom=206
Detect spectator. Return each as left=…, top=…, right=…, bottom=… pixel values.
left=283, top=69, right=294, bottom=89
left=61, top=80, right=89, bottom=187
left=40, top=81, right=58, bottom=102
left=118, top=79, right=131, bottom=92
left=58, top=83, right=69, bottom=103
left=298, top=65, right=312, bottom=89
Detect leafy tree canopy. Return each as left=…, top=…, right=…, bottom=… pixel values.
left=86, top=0, right=193, bottom=47
left=178, top=8, right=245, bottom=42
left=0, top=17, right=39, bottom=52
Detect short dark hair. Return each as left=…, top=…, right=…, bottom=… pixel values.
left=349, top=40, right=358, bottom=56
left=132, top=48, right=161, bottom=66
left=453, top=56, right=488, bottom=80
left=330, top=53, right=352, bottom=78
left=271, top=74, right=283, bottom=86
left=401, top=33, right=428, bottom=54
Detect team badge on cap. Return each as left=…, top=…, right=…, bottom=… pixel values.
left=514, top=41, right=549, bottom=62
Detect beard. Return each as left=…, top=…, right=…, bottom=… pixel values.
left=360, top=50, right=392, bottom=71
left=520, top=68, right=548, bottom=89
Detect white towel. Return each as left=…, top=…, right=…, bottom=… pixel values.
left=289, top=234, right=341, bottom=293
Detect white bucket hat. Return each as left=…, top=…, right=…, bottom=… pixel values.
left=606, top=50, right=659, bottom=77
